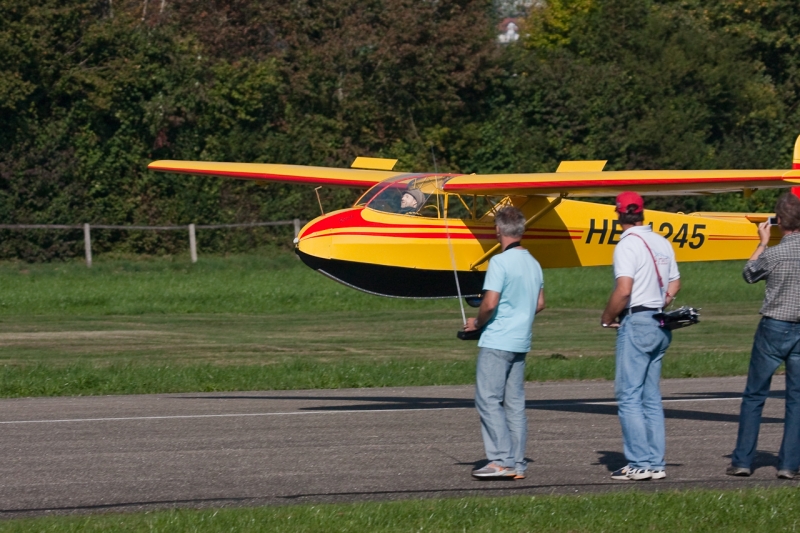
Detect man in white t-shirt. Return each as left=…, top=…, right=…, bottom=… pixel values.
left=463, top=206, right=545, bottom=480
left=600, top=191, right=680, bottom=481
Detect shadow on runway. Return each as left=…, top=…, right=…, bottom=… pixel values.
left=594, top=450, right=627, bottom=472
left=179, top=391, right=786, bottom=424
left=721, top=450, right=780, bottom=473
left=457, top=457, right=536, bottom=469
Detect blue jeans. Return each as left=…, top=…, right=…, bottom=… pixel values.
left=615, top=311, right=671, bottom=470
left=731, top=317, right=800, bottom=472
left=475, top=347, right=527, bottom=471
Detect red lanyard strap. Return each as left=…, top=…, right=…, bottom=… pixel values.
left=626, top=233, right=665, bottom=292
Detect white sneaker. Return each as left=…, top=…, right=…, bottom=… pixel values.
left=650, top=469, right=666, bottom=480
left=611, top=466, right=652, bottom=481
left=472, top=462, right=515, bottom=479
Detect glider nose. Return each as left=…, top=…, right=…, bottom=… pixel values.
left=294, top=209, right=354, bottom=264
left=294, top=207, right=368, bottom=278
left=295, top=230, right=328, bottom=261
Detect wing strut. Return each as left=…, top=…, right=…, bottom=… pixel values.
left=470, top=194, right=567, bottom=270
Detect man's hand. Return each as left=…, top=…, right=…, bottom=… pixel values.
left=757, top=220, right=771, bottom=246
left=601, top=321, right=620, bottom=329
left=748, top=221, right=772, bottom=261
left=664, top=279, right=681, bottom=307
left=464, top=317, right=480, bottom=332
left=465, top=291, right=500, bottom=333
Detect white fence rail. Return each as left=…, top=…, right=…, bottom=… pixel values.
left=0, top=219, right=305, bottom=267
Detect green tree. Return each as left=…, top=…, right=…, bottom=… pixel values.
left=456, top=0, right=787, bottom=213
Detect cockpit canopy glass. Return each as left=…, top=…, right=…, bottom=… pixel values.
left=355, top=175, right=519, bottom=222
left=356, top=175, right=447, bottom=218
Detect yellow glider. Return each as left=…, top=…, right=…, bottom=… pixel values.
left=148, top=135, right=800, bottom=298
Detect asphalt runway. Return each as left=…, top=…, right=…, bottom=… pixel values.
left=0, top=376, right=796, bottom=517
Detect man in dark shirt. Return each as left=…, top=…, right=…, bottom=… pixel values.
left=728, top=191, right=800, bottom=479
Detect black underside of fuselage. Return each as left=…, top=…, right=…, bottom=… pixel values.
left=295, top=249, right=485, bottom=299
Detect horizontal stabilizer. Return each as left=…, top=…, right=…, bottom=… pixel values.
left=556, top=160, right=607, bottom=172
left=351, top=157, right=398, bottom=171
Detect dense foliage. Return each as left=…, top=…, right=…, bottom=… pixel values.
left=1, top=0, right=798, bottom=260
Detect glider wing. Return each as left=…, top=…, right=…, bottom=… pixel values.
left=446, top=135, right=800, bottom=196
left=443, top=169, right=799, bottom=197
left=148, top=160, right=407, bottom=189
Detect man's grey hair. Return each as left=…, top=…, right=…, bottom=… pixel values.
left=495, top=206, right=526, bottom=239
left=776, top=192, right=800, bottom=231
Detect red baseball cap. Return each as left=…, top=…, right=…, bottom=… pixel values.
left=615, top=191, right=644, bottom=214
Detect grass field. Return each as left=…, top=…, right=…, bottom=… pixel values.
left=0, top=252, right=785, bottom=531
left=0, top=250, right=767, bottom=397
left=1, top=488, right=797, bottom=532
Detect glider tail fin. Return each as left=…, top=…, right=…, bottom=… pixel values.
left=794, top=135, right=800, bottom=170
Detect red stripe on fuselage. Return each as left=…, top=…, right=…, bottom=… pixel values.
left=302, top=231, right=581, bottom=240
left=300, top=207, right=582, bottom=239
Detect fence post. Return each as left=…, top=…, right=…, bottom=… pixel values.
left=293, top=218, right=301, bottom=240
left=83, top=223, right=92, bottom=268
left=188, top=223, right=197, bottom=263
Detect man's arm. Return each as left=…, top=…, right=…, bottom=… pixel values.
left=600, top=276, right=633, bottom=328
left=536, top=288, right=545, bottom=314
left=743, top=221, right=772, bottom=284
left=665, top=279, right=680, bottom=306
left=464, top=290, right=500, bottom=331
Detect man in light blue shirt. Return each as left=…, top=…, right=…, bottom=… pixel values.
left=463, top=206, right=545, bottom=479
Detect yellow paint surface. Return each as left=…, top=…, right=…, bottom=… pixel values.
left=297, top=198, right=774, bottom=272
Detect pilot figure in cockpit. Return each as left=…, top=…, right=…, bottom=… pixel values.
left=398, top=188, right=425, bottom=214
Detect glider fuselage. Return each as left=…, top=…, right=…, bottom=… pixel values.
left=295, top=193, right=772, bottom=299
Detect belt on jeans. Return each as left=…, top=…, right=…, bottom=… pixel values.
left=626, top=306, right=661, bottom=315
left=763, top=316, right=800, bottom=324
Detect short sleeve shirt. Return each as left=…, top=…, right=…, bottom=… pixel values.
left=478, top=247, right=544, bottom=353
left=614, top=225, right=680, bottom=309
